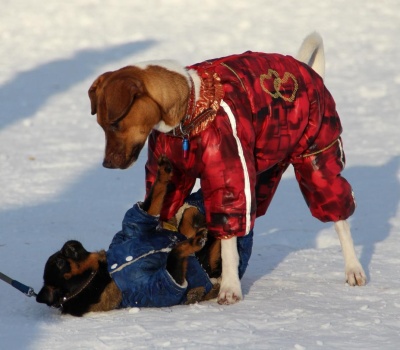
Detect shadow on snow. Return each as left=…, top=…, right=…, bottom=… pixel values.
left=0, top=39, right=155, bottom=349
left=0, top=40, right=155, bottom=129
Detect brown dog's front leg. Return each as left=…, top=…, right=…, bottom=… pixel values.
left=142, top=155, right=173, bottom=216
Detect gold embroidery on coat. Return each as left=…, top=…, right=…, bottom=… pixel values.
left=260, top=69, right=298, bottom=102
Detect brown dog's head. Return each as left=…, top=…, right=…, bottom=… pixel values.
left=88, top=65, right=190, bottom=169
left=36, top=240, right=103, bottom=315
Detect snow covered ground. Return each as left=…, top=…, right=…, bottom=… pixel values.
left=1, top=0, right=399, bottom=348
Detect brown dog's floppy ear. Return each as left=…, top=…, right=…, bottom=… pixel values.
left=88, top=72, right=112, bottom=115
left=104, top=77, right=143, bottom=123
left=88, top=85, right=98, bottom=115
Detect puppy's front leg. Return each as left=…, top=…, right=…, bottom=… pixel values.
left=335, top=220, right=366, bottom=286
left=142, top=155, right=172, bottom=216
left=217, top=237, right=242, bottom=305
left=167, top=228, right=208, bottom=286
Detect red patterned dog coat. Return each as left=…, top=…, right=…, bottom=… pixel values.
left=145, top=52, right=355, bottom=239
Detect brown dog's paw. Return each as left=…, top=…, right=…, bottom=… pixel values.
left=157, top=155, right=173, bottom=183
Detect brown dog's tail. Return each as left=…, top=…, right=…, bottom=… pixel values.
left=297, top=32, right=325, bottom=80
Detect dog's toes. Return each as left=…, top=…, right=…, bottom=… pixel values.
left=345, top=266, right=367, bottom=286
left=217, top=289, right=242, bottom=305
left=355, top=273, right=367, bottom=286
left=347, top=272, right=367, bottom=286
left=217, top=278, right=242, bottom=305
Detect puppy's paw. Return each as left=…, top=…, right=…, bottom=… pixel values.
left=157, top=155, right=173, bottom=183
left=217, top=279, right=242, bottom=305
left=173, top=229, right=208, bottom=258
left=185, top=287, right=206, bottom=304
left=193, top=228, right=208, bottom=250
left=345, top=264, right=367, bottom=286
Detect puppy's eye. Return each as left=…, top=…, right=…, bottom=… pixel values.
left=56, top=258, right=66, bottom=270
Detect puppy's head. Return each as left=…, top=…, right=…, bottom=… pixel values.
left=88, top=67, right=162, bottom=169
left=36, top=240, right=99, bottom=308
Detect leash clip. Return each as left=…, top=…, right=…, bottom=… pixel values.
left=26, top=287, right=37, bottom=298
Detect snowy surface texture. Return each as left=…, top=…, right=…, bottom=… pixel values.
left=1, top=0, right=399, bottom=349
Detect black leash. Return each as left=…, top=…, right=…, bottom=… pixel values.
left=0, top=271, right=37, bottom=297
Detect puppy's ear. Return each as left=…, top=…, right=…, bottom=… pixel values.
left=36, top=286, right=62, bottom=307
left=104, top=77, right=143, bottom=123
left=61, top=240, right=89, bottom=261
left=88, top=72, right=112, bottom=115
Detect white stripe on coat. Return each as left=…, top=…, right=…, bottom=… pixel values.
left=337, top=138, right=346, bottom=169
left=220, top=100, right=251, bottom=235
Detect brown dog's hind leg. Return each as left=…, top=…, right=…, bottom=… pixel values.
left=142, top=155, right=173, bottom=216
left=167, top=227, right=208, bottom=286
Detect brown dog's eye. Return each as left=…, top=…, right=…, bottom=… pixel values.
left=110, top=121, right=120, bottom=132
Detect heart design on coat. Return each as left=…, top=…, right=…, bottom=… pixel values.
left=260, top=69, right=298, bottom=102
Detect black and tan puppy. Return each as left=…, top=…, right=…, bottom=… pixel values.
left=37, top=157, right=220, bottom=316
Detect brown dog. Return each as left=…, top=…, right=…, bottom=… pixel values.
left=88, top=33, right=366, bottom=304
left=36, top=157, right=220, bottom=316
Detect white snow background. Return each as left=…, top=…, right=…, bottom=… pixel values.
left=1, top=1, right=399, bottom=349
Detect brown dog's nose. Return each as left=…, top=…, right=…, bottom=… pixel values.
left=102, top=158, right=117, bottom=169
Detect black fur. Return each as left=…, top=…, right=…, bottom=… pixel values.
left=60, top=265, right=111, bottom=317
left=166, top=254, right=187, bottom=286
left=36, top=241, right=112, bottom=317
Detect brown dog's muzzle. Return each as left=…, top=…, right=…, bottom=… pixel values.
left=102, top=158, right=117, bottom=169
left=89, top=68, right=161, bottom=170
left=102, top=142, right=145, bottom=169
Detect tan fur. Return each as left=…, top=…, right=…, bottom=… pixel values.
left=179, top=207, right=222, bottom=276
left=138, top=65, right=190, bottom=127
left=76, top=251, right=123, bottom=313
left=145, top=155, right=173, bottom=216
left=88, top=65, right=190, bottom=169
left=178, top=206, right=200, bottom=239
left=88, top=280, right=122, bottom=313
left=208, top=240, right=222, bottom=272
left=64, top=253, right=100, bottom=280
left=146, top=182, right=169, bottom=216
